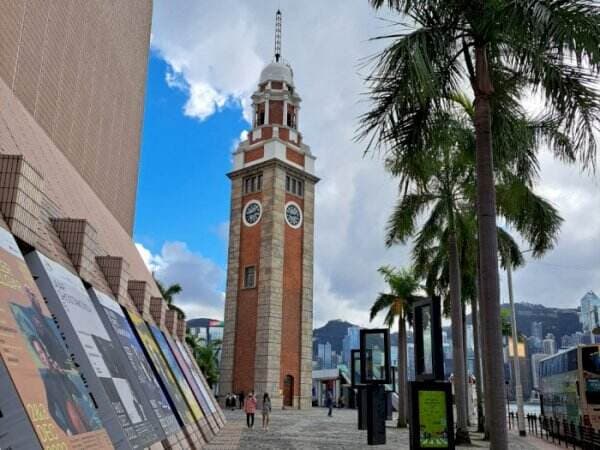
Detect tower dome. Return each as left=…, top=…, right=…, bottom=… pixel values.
left=259, top=61, right=294, bottom=86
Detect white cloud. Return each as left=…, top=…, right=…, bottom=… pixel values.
left=150, top=2, right=600, bottom=325
left=136, top=242, right=226, bottom=319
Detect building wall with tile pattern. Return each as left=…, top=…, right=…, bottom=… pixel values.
left=0, top=0, right=152, bottom=233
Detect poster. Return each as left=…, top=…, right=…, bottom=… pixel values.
left=27, top=251, right=161, bottom=449
left=165, top=333, right=215, bottom=423
left=91, top=288, right=180, bottom=437
left=148, top=324, right=205, bottom=423
left=175, top=339, right=218, bottom=415
left=418, top=390, right=449, bottom=448
left=123, top=307, right=195, bottom=426
left=0, top=227, right=111, bottom=449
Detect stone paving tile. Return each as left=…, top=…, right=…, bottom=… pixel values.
left=211, top=408, right=554, bottom=449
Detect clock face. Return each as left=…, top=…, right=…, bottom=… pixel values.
left=243, top=201, right=262, bottom=226
left=285, top=202, right=303, bottom=228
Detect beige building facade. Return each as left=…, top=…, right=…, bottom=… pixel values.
left=0, top=0, right=172, bottom=322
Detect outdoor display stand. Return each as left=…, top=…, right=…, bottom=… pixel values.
left=409, top=297, right=455, bottom=450
left=360, top=328, right=391, bottom=446
left=351, top=349, right=367, bottom=430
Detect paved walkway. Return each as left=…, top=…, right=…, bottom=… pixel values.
left=203, top=408, right=558, bottom=449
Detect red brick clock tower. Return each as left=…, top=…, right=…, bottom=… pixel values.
left=219, top=11, right=317, bottom=409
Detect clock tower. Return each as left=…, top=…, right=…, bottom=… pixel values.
left=219, top=11, right=317, bottom=409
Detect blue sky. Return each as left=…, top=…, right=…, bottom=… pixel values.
left=135, top=2, right=600, bottom=324
left=134, top=53, right=246, bottom=270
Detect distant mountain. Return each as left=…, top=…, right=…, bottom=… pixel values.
left=503, top=302, right=581, bottom=344
left=313, top=320, right=356, bottom=353
left=464, top=302, right=581, bottom=346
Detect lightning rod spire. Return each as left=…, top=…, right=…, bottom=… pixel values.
left=274, top=10, right=282, bottom=62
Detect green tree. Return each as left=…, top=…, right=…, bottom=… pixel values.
left=155, top=279, right=186, bottom=320
left=384, top=108, right=561, bottom=440
left=361, top=3, right=599, bottom=445
left=369, top=266, right=420, bottom=428
left=186, top=333, right=221, bottom=388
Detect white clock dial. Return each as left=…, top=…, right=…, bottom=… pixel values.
left=285, top=202, right=303, bottom=228
left=243, top=200, right=262, bottom=226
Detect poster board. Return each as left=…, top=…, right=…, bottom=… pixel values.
left=122, top=307, right=195, bottom=426
left=0, top=227, right=111, bottom=449
left=163, top=332, right=219, bottom=431
left=148, top=324, right=205, bottom=424
left=409, top=381, right=454, bottom=449
left=178, top=341, right=226, bottom=424
left=26, top=250, right=160, bottom=450
left=90, top=288, right=179, bottom=438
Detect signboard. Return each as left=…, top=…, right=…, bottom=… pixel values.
left=148, top=324, right=205, bottom=423
left=176, top=340, right=218, bottom=414
left=0, top=227, right=111, bottom=449
left=164, top=333, right=218, bottom=431
left=360, top=328, right=391, bottom=384
left=409, top=381, right=454, bottom=450
left=123, top=307, right=195, bottom=426
left=26, top=251, right=159, bottom=449
left=91, top=288, right=180, bottom=437
left=178, top=341, right=225, bottom=424
left=413, top=297, right=444, bottom=381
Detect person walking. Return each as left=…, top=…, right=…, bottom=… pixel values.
left=325, top=388, right=333, bottom=417
left=244, top=391, right=257, bottom=429
left=262, top=392, right=272, bottom=431
left=239, top=391, right=245, bottom=410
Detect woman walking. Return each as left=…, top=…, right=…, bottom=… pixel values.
left=262, top=393, right=272, bottom=431
left=244, top=391, right=257, bottom=429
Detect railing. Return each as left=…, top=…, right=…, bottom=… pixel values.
left=508, top=412, right=600, bottom=449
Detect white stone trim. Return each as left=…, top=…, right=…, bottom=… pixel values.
left=284, top=201, right=303, bottom=229
left=242, top=200, right=262, bottom=227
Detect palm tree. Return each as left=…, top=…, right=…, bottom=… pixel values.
left=360, top=5, right=599, bottom=444
left=370, top=266, right=420, bottom=428
left=155, top=279, right=186, bottom=320
left=383, top=101, right=562, bottom=440
left=187, top=332, right=221, bottom=388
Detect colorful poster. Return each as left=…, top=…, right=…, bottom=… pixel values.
left=418, top=390, right=449, bottom=448
left=27, top=251, right=161, bottom=449
left=175, top=339, right=218, bottom=414
left=149, top=324, right=205, bottom=422
left=0, top=227, right=111, bottom=449
left=123, top=307, right=195, bottom=425
left=165, top=333, right=214, bottom=421
left=91, top=288, right=179, bottom=437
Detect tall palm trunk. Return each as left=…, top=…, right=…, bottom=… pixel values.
left=462, top=301, right=471, bottom=427
left=472, top=277, right=486, bottom=433
left=397, top=313, right=408, bottom=427
left=473, top=45, right=508, bottom=448
left=448, top=219, right=470, bottom=443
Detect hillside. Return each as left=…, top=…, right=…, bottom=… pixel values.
left=313, top=320, right=356, bottom=353
left=315, top=303, right=582, bottom=353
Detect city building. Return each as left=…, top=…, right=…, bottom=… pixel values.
left=219, top=11, right=318, bottom=409
left=531, top=321, right=543, bottom=341
left=0, top=2, right=174, bottom=329
left=187, top=318, right=225, bottom=344
left=542, top=334, right=557, bottom=355
left=342, top=326, right=360, bottom=365
left=580, top=291, right=600, bottom=333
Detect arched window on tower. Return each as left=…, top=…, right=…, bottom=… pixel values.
left=287, top=106, right=296, bottom=129
left=255, top=103, right=266, bottom=126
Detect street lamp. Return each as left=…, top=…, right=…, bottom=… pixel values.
left=505, top=249, right=531, bottom=437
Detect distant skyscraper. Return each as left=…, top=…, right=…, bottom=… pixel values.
left=542, top=334, right=557, bottom=355
left=342, top=326, right=360, bottom=365
left=580, top=291, right=600, bottom=333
